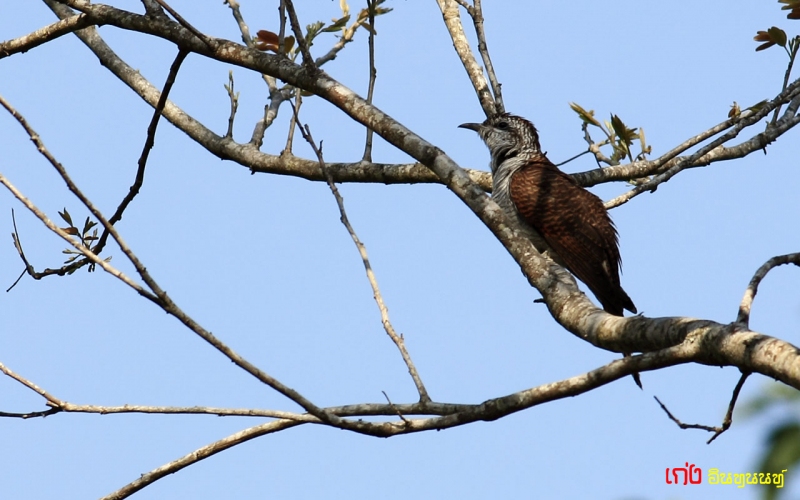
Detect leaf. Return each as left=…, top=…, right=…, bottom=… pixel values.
left=780, top=0, right=800, bottom=20
left=61, top=227, right=79, bottom=235
left=283, top=35, right=295, bottom=54
left=754, top=27, right=787, bottom=51
left=305, top=21, right=325, bottom=46
left=770, top=26, right=788, bottom=47
left=361, top=22, right=375, bottom=35
left=321, top=15, right=350, bottom=33
left=255, top=30, right=279, bottom=52
left=82, top=217, right=97, bottom=235
left=340, top=0, right=350, bottom=17
left=569, top=102, right=601, bottom=127
left=610, top=114, right=638, bottom=162
left=58, top=208, right=73, bottom=226
left=638, top=127, right=649, bottom=154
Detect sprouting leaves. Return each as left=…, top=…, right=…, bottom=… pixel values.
left=254, top=0, right=392, bottom=58
left=609, top=114, right=639, bottom=162
left=58, top=208, right=109, bottom=273
left=753, top=3, right=800, bottom=64
left=754, top=26, right=788, bottom=51
left=320, top=16, right=350, bottom=34
left=780, top=0, right=800, bottom=20
left=569, top=102, right=651, bottom=164
left=569, top=102, right=601, bottom=128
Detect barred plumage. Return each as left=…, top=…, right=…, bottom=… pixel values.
left=460, top=113, right=636, bottom=316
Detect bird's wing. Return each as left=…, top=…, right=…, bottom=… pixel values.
left=509, top=155, right=634, bottom=314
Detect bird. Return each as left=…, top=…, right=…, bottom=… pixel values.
left=459, top=113, right=637, bottom=316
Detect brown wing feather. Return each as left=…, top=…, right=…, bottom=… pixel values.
left=509, top=154, right=636, bottom=315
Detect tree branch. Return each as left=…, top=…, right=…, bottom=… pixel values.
left=436, top=0, right=497, bottom=117
left=290, top=102, right=432, bottom=403
left=0, top=13, right=92, bottom=58
left=736, top=253, right=800, bottom=328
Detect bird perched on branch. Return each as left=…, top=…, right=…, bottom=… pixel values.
left=460, top=113, right=636, bottom=316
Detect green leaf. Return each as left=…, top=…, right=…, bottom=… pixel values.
left=769, top=26, right=788, bottom=47
left=82, top=217, right=97, bottom=235
left=361, top=22, right=375, bottom=35
left=321, top=15, right=351, bottom=33
left=305, top=21, right=325, bottom=46
left=58, top=208, right=73, bottom=226
left=568, top=102, right=601, bottom=127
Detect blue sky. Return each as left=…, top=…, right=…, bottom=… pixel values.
left=2, top=1, right=800, bottom=499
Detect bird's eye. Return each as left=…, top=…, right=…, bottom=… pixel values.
left=496, top=121, right=509, bottom=130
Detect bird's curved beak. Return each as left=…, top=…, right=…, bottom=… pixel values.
left=458, top=122, right=481, bottom=132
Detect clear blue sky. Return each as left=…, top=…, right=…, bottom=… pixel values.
left=2, top=1, right=799, bottom=499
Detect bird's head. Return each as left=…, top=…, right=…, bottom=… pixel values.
left=459, top=113, right=541, bottom=173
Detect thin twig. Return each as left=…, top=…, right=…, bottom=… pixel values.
left=290, top=104, right=431, bottom=403
left=736, top=253, right=800, bottom=327
left=153, top=0, right=216, bottom=50
left=362, top=0, right=377, bottom=162
left=283, top=0, right=316, bottom=73
left=436, top=0, right=496, bottom=117
left=94, top=48, right=188, bottom=256
left=382, top=391, right=409, bottom=423
left=772, top=38, right=799, bottom=125
left=469, top=0, right=504, bottom=113
left=654, top=371, right=750, bottom=444
left=223, top=0, right=250, bottom=45
left=554, top=149, right=591, bottom=167
left=224, top=70, right=239, bottom=138
left=0, top=13, right=92, bottom=59
left=100, top=420, right=303, bottom=500
left=284, top=92, right=301, bottom=153
left=0, top=361, right=63, bottom=407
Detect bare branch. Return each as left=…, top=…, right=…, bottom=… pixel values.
left=94, top=48, right=189, bottom=256
left=290, top=102, right=431, bottom=403
left=0, top=13, right=92, bottom=59
left=772, top=40, right=799, bottom=125
left=736, top=253, right=800, bottom=327
left=436, top=0, right=496, bottom=117
left=0, top=360, right=63, bottom=408
left=283, top=0, right=316, bottom=73
left=100, top=420, right=303, bottom=500
left=223, top=0, right=251, bottom=46
left=152, top=0, right=216, bottom=50
left=655, top=371, right=750, bottom=444
left=362, top=0, right=378, bottom=162
left=224, top=70, right=239, bottom=138
left=467, top=0, right=504, bottom=113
